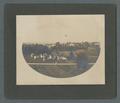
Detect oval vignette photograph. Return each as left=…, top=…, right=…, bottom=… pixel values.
left=22, top=42, right=100, bottom=78
left=16, top=15, right=105, bottom=85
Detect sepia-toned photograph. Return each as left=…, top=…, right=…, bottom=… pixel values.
left=22, top=42, right=100, bottom=78
left=16, top=15, right=105, bottom=85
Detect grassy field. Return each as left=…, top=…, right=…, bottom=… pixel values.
left=29, top=63, right=93, bottom=78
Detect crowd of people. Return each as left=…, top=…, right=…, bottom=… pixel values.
left=23, top=42, right=100, bottom=68
left=30, top=52, right=68, bottom=63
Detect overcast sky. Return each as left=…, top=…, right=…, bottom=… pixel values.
left=16, top=15, right=105, bottom=44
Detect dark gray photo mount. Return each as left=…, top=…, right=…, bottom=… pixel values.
left=4, top=4, right=117, bottom=99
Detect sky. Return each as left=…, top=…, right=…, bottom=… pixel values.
left=16, top=15, right=105, bottom=44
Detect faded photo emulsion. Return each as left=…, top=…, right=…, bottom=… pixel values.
left=16, top=15, right=105, bottom=85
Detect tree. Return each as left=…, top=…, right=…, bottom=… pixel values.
left=76, top=50, right=88, bottom=69
left=83, top=42, right=89, bottom=49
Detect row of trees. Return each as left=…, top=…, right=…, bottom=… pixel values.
left=22, top=42, right=100, bottom=55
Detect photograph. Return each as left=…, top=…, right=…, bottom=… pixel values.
left=22, top=42, right=100, bottom=78
left=16, top=15, right=105, bottom=85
